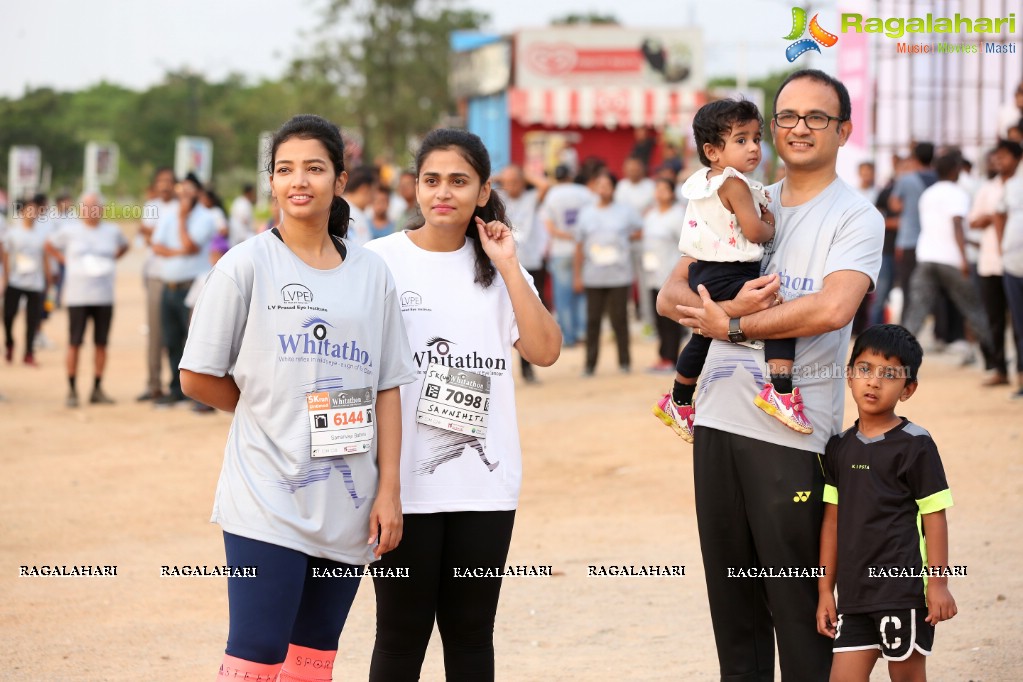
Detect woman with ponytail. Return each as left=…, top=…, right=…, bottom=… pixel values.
left=179, top=114, right=416, bottom=680
left=365, top=128, right=561, bottom=680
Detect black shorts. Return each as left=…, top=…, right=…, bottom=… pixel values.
left=834, top=608, right=934, bottom=661
left=68, top=305, right=114, bottom=347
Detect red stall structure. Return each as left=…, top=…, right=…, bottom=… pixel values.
left=457, top=25, right=706, bottom=177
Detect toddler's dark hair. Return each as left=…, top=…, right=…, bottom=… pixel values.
left=692, top=99, right=763, bottom=167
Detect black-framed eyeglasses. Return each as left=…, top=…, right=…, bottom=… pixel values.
left=773, top=112, right=846, bottom=130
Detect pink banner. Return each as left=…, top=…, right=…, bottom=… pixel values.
left=837, top=10, right=871, bottom=148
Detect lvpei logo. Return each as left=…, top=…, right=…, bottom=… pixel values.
left=783, top=7, right=838, bottom=62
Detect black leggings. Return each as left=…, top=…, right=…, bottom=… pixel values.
left=584, top=285, right=630, bottom=371
left=3, top=285, right=44, bottom=356
left=370, top=510, right=516, bottom=681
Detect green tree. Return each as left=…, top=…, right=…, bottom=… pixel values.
left=291, top=0, right=488, bottom=163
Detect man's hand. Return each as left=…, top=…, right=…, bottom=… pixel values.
left=678, top=285, right=731, bottom=340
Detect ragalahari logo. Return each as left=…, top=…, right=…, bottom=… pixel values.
left=784, top=7, right=839, bottom=62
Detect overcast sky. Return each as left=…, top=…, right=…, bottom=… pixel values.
left=0, top=0, right=837, bottom=97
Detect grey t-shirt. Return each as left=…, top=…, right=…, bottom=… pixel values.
left=576, top=202, right=643, bottom=288
left=998, top=171, right=1023, bottom=277
left=540, top=183, right=594, bottom=258
left=3, top=224, right=48, bottom=292
left=180, top=232, right=417, bottom=564
left=696, top=178, right=884, bottom=453
left=892, top=171, right=929, bottom=249
left=48, top=221, right=127, bottom=306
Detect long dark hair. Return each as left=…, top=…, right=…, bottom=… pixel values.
left=409, top=128, right=508, bottom=288
left=266, top=114, right=351, bottom=240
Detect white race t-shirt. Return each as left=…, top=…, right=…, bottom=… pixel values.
left=501, top=188, right=548, bottom=272
left=141, top=198, right=176, bottom=279
left=642, top=204, right=686, bottom=289
left=917, top=180, right=970, bottom=268
left=614, top=177, right=656, bottom=215
left=576, top=202, right=643, bottom=288
left=696, top=178, right=884, bottom=454
left=180, top=232, right=417, bottom=564
left=229, top=195, right=255, bottom=246
left=48, top=221, right=127, bottom=306
left=365, top=232, right=534, bottom=514
left=347, top=204, right=372, bottom=246
left=967, top=177, right=1005, bottom=277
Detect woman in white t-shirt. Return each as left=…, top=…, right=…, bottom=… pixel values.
left=642, top=177, right=687, bottom=372
left=179, top=114, right=416, bottom=680
left=364, top=128, right=561, bottom=681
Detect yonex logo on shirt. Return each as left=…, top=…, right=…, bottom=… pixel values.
left=793, top=490, right=812, bottom=502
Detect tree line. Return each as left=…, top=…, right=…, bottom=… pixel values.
left=0, top=0, right=486, bottom=201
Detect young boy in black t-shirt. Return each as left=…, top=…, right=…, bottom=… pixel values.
left=817, top=324, right=957, bottom=680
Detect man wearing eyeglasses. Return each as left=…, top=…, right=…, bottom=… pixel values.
left=657, top=69, right=884, bottom=681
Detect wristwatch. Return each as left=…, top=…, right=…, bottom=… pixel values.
left=727, top=317, right=747, bottom=344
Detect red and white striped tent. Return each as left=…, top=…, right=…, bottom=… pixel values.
left=508, top=87, right=704, bottom=129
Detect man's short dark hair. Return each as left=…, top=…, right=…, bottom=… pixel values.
left=911, top=142, right=935, bottom=167
left=773, top=68, right=852, bottom=123
left=242, top=183, right=255, bottom=194
left=183, top=172, right=204, bottom=192
left=346, top=166, right=378, bottom=193
left=933, top=150, right=961, bottom=180
left=995, top=139, right=1023, bottom=159
left=153, top=166, right=175, bottom=183
left=554, top=165, right=572, bottom=182
left=849, top=324, right=923, bottom=385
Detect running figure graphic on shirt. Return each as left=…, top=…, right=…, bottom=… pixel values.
left=415, top=427, right=499, bottom=475
left=270, top=376, right=368, bottom=508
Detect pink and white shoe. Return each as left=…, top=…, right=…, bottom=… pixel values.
left=753, top=384, right=814, bottom=434
left=653, top=393, right=696, bottom=443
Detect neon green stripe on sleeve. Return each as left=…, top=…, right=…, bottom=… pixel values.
left=823, top=484, right=838, bottom=505
left=917, top=489, right=953, bottom=515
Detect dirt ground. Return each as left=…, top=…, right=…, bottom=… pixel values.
left=1, top=247, right=1021, bottom=681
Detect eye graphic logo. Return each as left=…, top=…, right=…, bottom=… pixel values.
left=302, top=316, right=335, bottom=341
left=783, top=7, right=838, bottom=62
left=425, top=336, right=455, bottom=356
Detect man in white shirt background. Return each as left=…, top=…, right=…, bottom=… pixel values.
left=614, top=156, right=657, bottom=328
left=342, top=166, right=377, bottom=246
left=150, top=173, right=216, bottom=406
left=902, top=150, right=995, bottom=365
left=228, top=183, right=257, bottom=247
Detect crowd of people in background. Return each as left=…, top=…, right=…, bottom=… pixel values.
left=3, top=85, right=1023, bottom=406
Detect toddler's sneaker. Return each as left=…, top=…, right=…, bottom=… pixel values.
left=753, top=384, right=813, bottom=434
left=652, top=393, right=695, bottom=443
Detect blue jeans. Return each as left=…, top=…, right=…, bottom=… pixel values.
left=549, top=255, right=586, bottom=345
left=868, top=252, right=895, bottom=326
